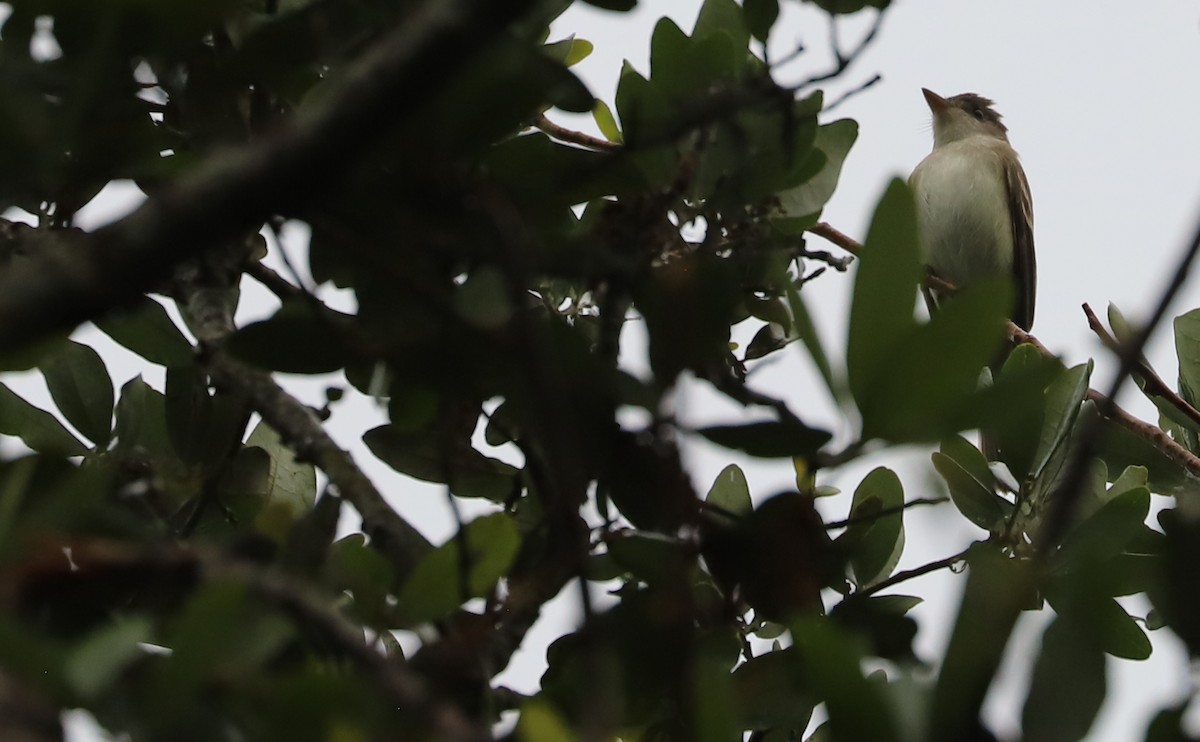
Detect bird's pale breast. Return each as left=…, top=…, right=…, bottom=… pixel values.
left=910, top=136, right=1014, bottom=289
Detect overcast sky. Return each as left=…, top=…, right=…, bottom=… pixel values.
left=45, top=1, right=1200, bottom=740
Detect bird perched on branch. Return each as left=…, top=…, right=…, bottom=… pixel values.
left=909, top=88, right=1036, bottom=331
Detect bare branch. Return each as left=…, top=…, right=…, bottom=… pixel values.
left=1082, top=302, right=1200, bottom=430
left=859, top=545, right=972, bottom=598
left=790, top=10, right=887, bottom=93
left=1040, top=211, right=1200, bottom=550
left=534, top=114, right=620, bottom=152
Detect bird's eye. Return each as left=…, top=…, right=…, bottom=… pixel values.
left=971, top=107, right=986, bottom=121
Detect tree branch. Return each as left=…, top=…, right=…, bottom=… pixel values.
left=533, top=114, right=620, bottom=151
left=0, top=0, right=537, bottom=356
left=1039, top=210, right=1200, bottom=548
left=206, top=351, right=431, bottom=580
left=1081, top=301, right=1200, bottom=430
left=859, top=545, right=972, bottom=597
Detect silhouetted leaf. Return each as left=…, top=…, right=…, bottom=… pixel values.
left=40, top=340, right=113, bottom=447
left=699, top=419, right=831, bottom=458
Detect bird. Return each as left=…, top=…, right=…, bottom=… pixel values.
left=909, top=88, right=1036, bottom=332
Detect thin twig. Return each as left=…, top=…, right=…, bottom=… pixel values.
left=807, top=221, right=862, bottom=256
left=1082, top=302, right=1200, bottom=430
left=1039, top=212, right=1200, bottom=550
left=533, top=114, right=621, bottom=151
left=790, top=10, right=886, bottom=92
left=823, top=73, right=883, bottom=113
left=826, top=497, right=948, bottom=530
left=859, top=545, right=972, bottom=597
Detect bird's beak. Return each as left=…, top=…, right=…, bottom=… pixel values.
left=921, top=88, right=950, bottom=115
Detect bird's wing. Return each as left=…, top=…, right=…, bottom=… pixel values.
left=1005, top=154, right=1036, bottom=330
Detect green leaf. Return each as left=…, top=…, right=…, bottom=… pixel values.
left=606, top=531, right=687, bottom=585
left=694, top=0, right=751, bottom=68
left=396, top=512, right=520, bottom=625
left=40, top=340, right=114, bottom=446
left=939, top=435, right=997, bottom=491
left=992, top=343, right=1065, bottom=481
left=931, top=452, right=1011, bottom=532
left=363, top=425, right=520, bottom=502
left=1049, top=588, right=1152, bottom=661
left=226, top=301, right=355, bottom=374
left=840, top=467, right=905, bottom=587
left=0, top=382, right=87, bottom=456
left=1054, top=487, right=1150, bottom=572
left=592, top=99, right=623, bottom=143
left=705, top=463, right=751, bottom=516
left=94, top=297, right=194, bottom=367
left=1021, top=617, right=1106, bottom=742
left=777, top=119, right=859, bottom=225
left=1030, top=361, right=1093, bottom=482
left=846, top=179, right=921, bottom=409
left=246, top=420, right=318, bottom=541
left=698, top=419, right=832, bottom=458
left=743, top=0, right=780, bottom=42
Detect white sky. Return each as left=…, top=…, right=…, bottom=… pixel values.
left=37, top=1, right=1200, bottom=740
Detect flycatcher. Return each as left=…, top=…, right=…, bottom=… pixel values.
left=909, top=88, right=1036, bottom=331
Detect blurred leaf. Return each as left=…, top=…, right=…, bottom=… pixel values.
left=246, top=420, right=318, bottom=541
left=363, top=425, right=520, bottom=502
left=226, top=301, right=355, bottom=374
left=840, top=467, right=905, bottom=587
left=731, top=647, right=816, bottom=732
left=0, top=382, right=87, bottom=456
left=860, top=280, right=1011, bottom=442
left=40, top=340, right=113, bottom=446
left=606, top=531, right=687, bottom=585
left=694, top=0, right=751, bottom=70
left=792, top=618, right=897, bottom=741
left=744, top=0, right=780, bottom=42
left=94, top=297, right=194, bottom=367
left=592, top=99, right=623, bottom=143
left=830, top=594, right=919, bottom=662
left=931, top=545, right=1034, bottom=742
left=846, top=179, right=921, bottom=409
left=699, top=419, right=832, bottom=458
left=1021, top=617, right=1105, bottom=742
left=582, top=0, right=636, bottom=10
left=705, top=463, right=751, bottom=516
left=326, top=534, right=396, bottom=626
left=396, top=513, right=520, bottom=625
left=518, top=699, right=578, bottom=742
left=164, top=365, right=247, bottom=469
left=785, top=281, right=838, bottom=401
left=66, top=616, right=152, bottom=700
